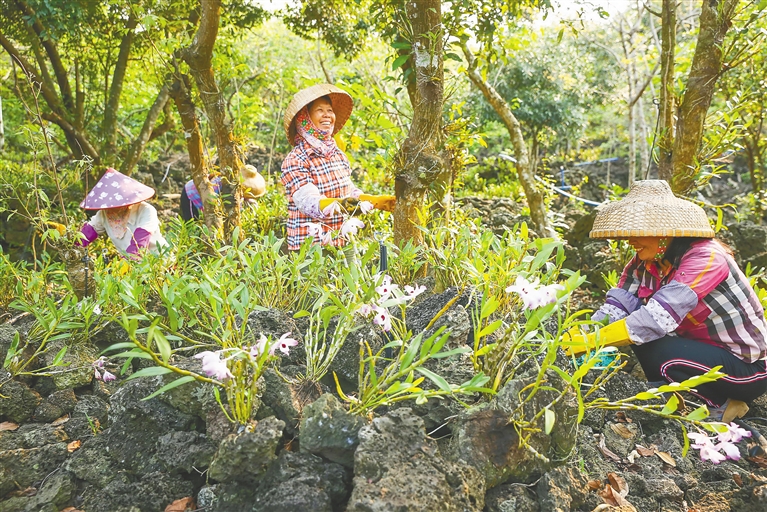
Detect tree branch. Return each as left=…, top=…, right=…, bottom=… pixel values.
left=120, top=83, right=171, bottom=175
left=102, top=11, right=138, bottom=154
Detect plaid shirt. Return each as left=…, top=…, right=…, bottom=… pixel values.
left=184, top=176, right=222, bottom=211
left=281, top=139, right=359, bottom=250
left=599, top=239, right=767, bottom=362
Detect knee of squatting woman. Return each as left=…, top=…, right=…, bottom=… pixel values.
left=564, top=179, right=767, bottom=423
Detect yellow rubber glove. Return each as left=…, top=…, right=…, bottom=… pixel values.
left=359, top=194, right=396, bottom=212
left=562, top=319, right=633, bottom=356
left=319, top=197, right=359, bottom=214
left=46, top=221, right=67, bottom=236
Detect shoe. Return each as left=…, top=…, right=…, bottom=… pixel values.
left=710, top=399, right=750, bottom=423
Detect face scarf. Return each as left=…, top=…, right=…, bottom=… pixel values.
left=104, top=206, right=131, bottom=239
left=295, top=106, right=336, bottom=157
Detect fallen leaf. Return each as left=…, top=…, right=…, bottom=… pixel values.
left=656, top=451, right=677, bottom=467
left=59, top=508, right=84, bottom=512
left=67, top=440, right=82, bottom=452
left=746, top=455, right=767, bottom=468
left=599, top=484, right=619, bottom=506
left=51, top=415, right=70, bottom=426
left=635, top=444, right=655, bottom=457
left=8, top=487, right=36, bottom=498
left=587, top=479, right=602, bottom=491
left=615, top=411, right=633, bottom=423
left=0, top=421, right=19, bottom=431
left=597, top=433, right=622, bottom=462
left=164, top=497, right=196, bottom=512
left=733, top=473, right=743, bottom=486
left=607, top=472, right=629, bottom=497
left=610, top=423, right=635, bottom=439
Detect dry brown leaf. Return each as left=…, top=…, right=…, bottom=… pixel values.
left=656, top=451, right=677, bottom=467
left=587, top=479, right=602, bottom=491
left=0, top=421, right=19, bottom=431
left=59, top=508, right=84, bottom=512
left=733, top=473, right=743, bottom=487
left=164, top=497, right=196, bottom=512
left=51, top=415, right=70, bottom=426
left=635, top=444, right=655, bottom=457
left=598, top=484, right=620, bottom=506
left=610, top=423, right=635, bottom=439
left=597, top=434, right=622, bottom=462
left=8, top=487, right=37, bottom=498
left=67, top=440, right=82, bottom=452
left=607, top=472, right=629, bottom=497
left=746, top=455, right=767, bottom=468
left=615, top=411, right=633, bottom=423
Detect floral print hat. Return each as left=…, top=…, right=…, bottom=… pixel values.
left=80, top=168, right=156, bottom=210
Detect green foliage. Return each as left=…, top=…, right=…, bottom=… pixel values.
left=337, top=324, right=493, bottom=416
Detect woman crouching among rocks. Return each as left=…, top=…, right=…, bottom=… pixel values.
left=565, top=180, right=767, bottom=423
left=77, top=168, right=167, bottom=260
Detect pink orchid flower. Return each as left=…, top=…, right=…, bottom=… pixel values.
left=101, top=370, right=116, bottom=382
left=372, top=305, right=392, bottom=332
left=194, top=350, right=233, bottom=381
left=404, top=284, right=426, bottom=299
left=359, top=201, right=374, bottom=214
left=341, top=218, right=365, bottom=239
left=277, top=333, right=299, bottom=355
left=305, top=222, right=322, bottom=238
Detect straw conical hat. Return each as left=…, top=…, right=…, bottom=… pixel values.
left=241, top=164, right=266, bottom=199
left=590, top=180, right=714, bottom=239
left=80, top=168, right=155, bottom=210
left=283, top=84, right=353, bottom=146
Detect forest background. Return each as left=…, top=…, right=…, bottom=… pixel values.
left=1, top=0, right=765, bottom=251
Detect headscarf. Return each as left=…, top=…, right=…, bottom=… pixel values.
left=295, top=107, right=337, bottom=157
left=104, top=205, right=131, bottom=239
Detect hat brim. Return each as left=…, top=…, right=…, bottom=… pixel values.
left=283, top=84, right=353, bottom=146
left=588, top=180, right=715, bottom=239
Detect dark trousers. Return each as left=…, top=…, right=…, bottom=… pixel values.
left=180, top=188, right=201, bottom=222
left=632, top=334, right=767, bottom=407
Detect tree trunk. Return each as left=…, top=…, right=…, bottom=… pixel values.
left=392, top=0, right=445, bottom=247
left=637, top=94, right=650, bottom=178
left=120, top=84, right=171, bottom=175
left=670, top=0, right=738, bottom=194
left=657, top=0, right=676, bottom=181
left=462, top=43, right=556, bottom=239
left=102, top=11, right=138, bottom=158
left=0, top=94, right=4, bottom=152
left=169, top=75, right=222, bottom=231
left=181, top=0, right=242, bottom=239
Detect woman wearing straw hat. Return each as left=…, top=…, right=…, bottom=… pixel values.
left=180, top=164, right=267, bottom=221
left=565, top=180, right=767, bottom=423
left=77, top=168, right=167, bottom=259
left=280, top=84, right=395, bottom=254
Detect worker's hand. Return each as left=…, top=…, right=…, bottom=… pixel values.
left=45, top=221, right=67, bottom=236
left=562, top=320, right=633, bottom=356
left=359, top=194, right=396, bottom=212
left=319, top=197, right=359, bottom=215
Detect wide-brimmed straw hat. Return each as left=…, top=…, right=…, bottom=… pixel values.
left=590, top=180, right=715, bottom=239
left=80, top=168, right=155, bottom=210
left=283, top=84, right=353, bottom=146
left=241, top=164, right=266, bottom=200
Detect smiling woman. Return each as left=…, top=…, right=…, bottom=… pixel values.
left=565, top=180, right=767, bottom=423
left=279, top=83, right=395, bottom=258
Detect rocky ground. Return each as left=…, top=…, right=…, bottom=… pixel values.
left=2, top=159, right=767, bottom=511
left=2, top=281, right=767, bottom=512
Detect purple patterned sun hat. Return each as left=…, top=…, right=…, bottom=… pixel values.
left=80, top=168, right=156, bottom=210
